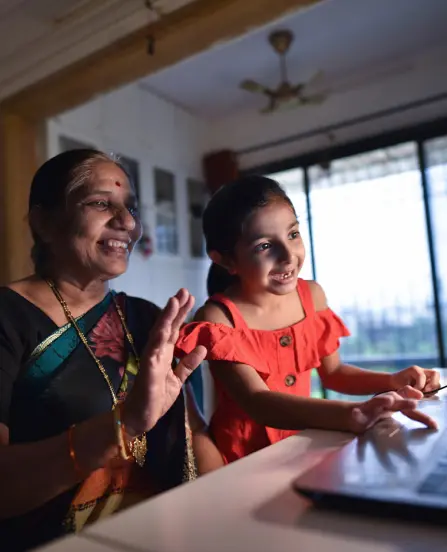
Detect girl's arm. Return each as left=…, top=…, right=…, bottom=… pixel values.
left=201, top=303, right=435, bottom=433
left=309, top=281, right=439, bottom=394
left=317, top=350, right=394, bottom=395
left=210, top=358, right=355, bottom=431
left=209, top=360, right=435, bottom=432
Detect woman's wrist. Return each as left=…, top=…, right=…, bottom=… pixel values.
left=70, top=411, right=120, bottom=474
left=119, top=401, right=146, bottom=439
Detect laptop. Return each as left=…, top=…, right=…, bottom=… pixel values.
left=292, top=396, right=447, bottom=522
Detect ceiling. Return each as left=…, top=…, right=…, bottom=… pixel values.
left=140, top=0, right=447, bottom=119
left=0, top=0, right=191, bottom=101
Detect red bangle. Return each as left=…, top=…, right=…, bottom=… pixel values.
left=68, top=424, right=83, bottom=476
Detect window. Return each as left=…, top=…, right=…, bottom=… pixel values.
left=308, top=143, right=437, bottom=400
left=187, top=178, right=208, bottom=258
left=154, top=168, right=178, bottom=255
left=267, top=138, right=447, bottom=401
left=425, top=136, right=447, bottom=353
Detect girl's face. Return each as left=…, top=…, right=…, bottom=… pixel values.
left=229, top=200, right=305, bottom=296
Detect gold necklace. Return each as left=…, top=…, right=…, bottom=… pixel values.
left=46, top=279, right=147, bottom=466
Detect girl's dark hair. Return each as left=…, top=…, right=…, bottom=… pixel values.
left=206, top=262, right=235, bottom=296
left=203, top=175, right=295, bottom=295
left=28, top=149, right=121, bottom=275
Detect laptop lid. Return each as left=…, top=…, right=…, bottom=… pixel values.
left=292, top=397, right=447, bottom=519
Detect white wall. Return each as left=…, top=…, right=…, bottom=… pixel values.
left=47, top=82, right=210, bottom=310
left=206, top=48, right=447, bottom=170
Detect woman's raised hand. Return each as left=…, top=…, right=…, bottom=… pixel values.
left=122, top=289, right=207, bottom=437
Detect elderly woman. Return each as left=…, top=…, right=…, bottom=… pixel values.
left=0, top=149, right=223, bottom=551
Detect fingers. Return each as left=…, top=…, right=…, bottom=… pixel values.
left=408, top=365, right=426, bottom=390
left=174, top=346, right=207, bottom=384
left=170, top=289, right=195, bottom=341
left=376, top=394, right=418, bottom=413
left=354, top=388, right=440, bottom=433
left=402, top=408, right=438, bottom=429
left=364, top=392, right=417, bottom=415
left=397, top=385, right=423, bottom=399
left=150, top=296, right=181, bottom=349
left=149, top=289, right=195, bottom=349
left=432, top=370, right=441, bottom=387
left=423, top=369, right=440, bottom=392
left=353, top=393, right=418, bottom=433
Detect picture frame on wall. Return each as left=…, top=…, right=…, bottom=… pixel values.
left=187, top=178, right=208, bottom=258
left=154, top=167, right=178, bottom=255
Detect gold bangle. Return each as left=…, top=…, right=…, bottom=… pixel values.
left=113, top=404, right=132, bottom=461
left=68, top=425, right=83, bottom=476
left=128, top=432, right=147, bottom=468
left=113, top=405, right=147, bottom=467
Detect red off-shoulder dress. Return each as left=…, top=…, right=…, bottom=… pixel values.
left=176, top=279, right=350, bottom=463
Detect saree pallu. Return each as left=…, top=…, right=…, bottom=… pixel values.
left=3, top=293, right=196, bottom=551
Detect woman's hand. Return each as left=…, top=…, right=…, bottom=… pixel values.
left=122, top=289, right=207, bottom=437
left=348, top=386, right=438, bottom=434
left=390, top=365, right=440, bottom=394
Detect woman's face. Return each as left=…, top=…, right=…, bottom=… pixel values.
left=49, top=161, right=142, bottom=282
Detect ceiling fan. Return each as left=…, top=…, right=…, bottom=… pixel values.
left=240, top=30, right=327, bottom=114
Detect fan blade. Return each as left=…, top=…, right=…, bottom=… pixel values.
left=240, top=79, right=268, bottom=94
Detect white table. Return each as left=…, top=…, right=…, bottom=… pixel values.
left=39, top=375, right=447, bottom=552
left=76, top=426, right=445, bottom=552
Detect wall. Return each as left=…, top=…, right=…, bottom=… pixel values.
left=206, top=47, right=447, bottom=170
left=47, top=82, right=210, bottom=310
left=47, top=47, right=447, bottom=309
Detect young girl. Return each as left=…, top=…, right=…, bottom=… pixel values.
left=175, top=176, right=440, bottom=464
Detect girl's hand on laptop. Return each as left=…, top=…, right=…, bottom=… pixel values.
left=349, top=386, right=438, bottom=434
left=390, top=366, right=440, bottom=394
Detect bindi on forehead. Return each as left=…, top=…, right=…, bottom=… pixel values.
left=115, top=181, right=121, bottom=187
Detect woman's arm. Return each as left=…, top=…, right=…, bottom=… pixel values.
left=0, top=412, right=120, bottom=519
left=0, top=288, right=206, bottom=520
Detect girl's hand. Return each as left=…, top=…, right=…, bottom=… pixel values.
left=349, top=386, right=438, bottom=434
left=122, top=289, right=207, bottom=437
left=390, top=365, right=440, bottom=394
